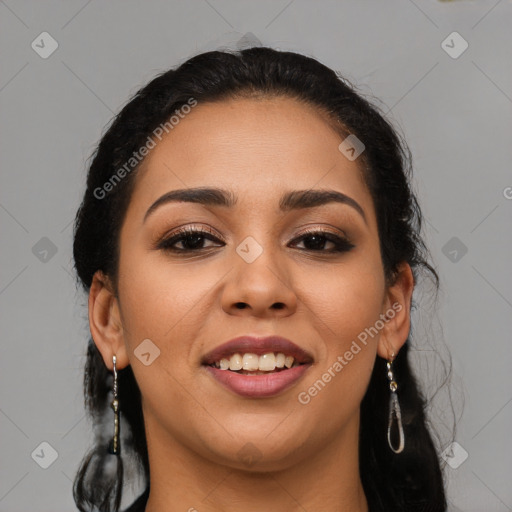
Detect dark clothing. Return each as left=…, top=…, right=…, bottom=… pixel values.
left=124, top=488, right=149, bottom=512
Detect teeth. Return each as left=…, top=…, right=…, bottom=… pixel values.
left=242, top=353, right=260, bottom=371
left=229, top=353, right=243, bottom=371
left=213, top=352, right=299, bottom=372
left=259, top=353, right=276, bottom=371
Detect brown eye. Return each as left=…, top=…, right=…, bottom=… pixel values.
left=158, top=227, right=225, bottom=252
left=290, top=231, right=355, bottom=253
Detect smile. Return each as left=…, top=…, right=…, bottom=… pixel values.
left=209, top=352, right=301, bottom=374
left=201, top=335, right=314, bottom=398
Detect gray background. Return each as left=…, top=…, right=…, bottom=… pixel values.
left=1, top=1, right=511, bottom=511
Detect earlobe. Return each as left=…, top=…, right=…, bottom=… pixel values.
left=377, top=262, right=415, bottom=360
left=88, top=270, right=129, bottom=370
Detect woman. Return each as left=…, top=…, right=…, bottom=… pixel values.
left=72, top=47, right=447, bottom=511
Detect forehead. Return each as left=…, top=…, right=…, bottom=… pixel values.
left=129, top=96, right=374, bottom=218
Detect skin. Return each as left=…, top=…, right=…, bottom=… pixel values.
left=89, top=96, right=414, bottom=512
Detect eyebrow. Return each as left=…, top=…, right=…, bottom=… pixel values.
left=143, top=187, right=367, bottom=224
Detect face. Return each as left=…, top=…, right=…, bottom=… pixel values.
left=94, top=96, right=411, bottom=472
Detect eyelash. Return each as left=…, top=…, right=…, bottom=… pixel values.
left=157, top=226, right=355, bottom=254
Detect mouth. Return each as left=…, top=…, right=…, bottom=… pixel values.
left=201, top=335, right=314, bottom=371
left=207, top=352, right=304, bottom=375
left=201, top=336, right=314, bottom=397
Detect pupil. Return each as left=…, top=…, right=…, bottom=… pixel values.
left=184, top=235, right=204, bottom=249
left=305, top=235, right=325, bottom=250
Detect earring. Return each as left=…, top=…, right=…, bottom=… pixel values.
left=108, top=355, right=120, bottom=455
left=386, top=354, right=405, bottom=454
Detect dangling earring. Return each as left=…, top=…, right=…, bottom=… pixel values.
left=108, top=355, right=120, bottom=455
left=386, top=354, right=405, bottom=454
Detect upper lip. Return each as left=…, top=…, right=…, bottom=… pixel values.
left=201, top=336, right=314, bottom=366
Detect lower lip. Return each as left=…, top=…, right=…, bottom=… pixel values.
left=204, top=364, right=311, bottom=398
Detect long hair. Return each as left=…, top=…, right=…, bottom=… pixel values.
left=72, top=47, right=448, bottom=511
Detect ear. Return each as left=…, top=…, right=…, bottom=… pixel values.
left=89, top=270, right=129, bottom=370
left=377, top=262, right=415, bottom=361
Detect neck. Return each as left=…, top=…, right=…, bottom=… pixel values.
left=143, top=413, right=368, bottom=512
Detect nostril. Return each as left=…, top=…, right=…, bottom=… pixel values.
left=233, top=302, right=285, bottom=310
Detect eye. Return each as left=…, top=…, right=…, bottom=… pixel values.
left=157, top=226, right=354, bottom=254
left=157, top=226, right=225, bottom=252
left=290, top=229, right=355, bottom=253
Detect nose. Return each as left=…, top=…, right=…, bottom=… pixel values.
left=221, top=249, right=298, bottom=318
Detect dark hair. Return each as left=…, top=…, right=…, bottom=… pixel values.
left=73, top=47, right=448, bottom=512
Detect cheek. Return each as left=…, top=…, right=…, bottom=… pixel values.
left=300, top=255, right=385, bottom=345
left=295, top=255, right=384, bottom=417
left=116, top=252, right=216, bottom=425
left=117, top=250, right=216, bottom=359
